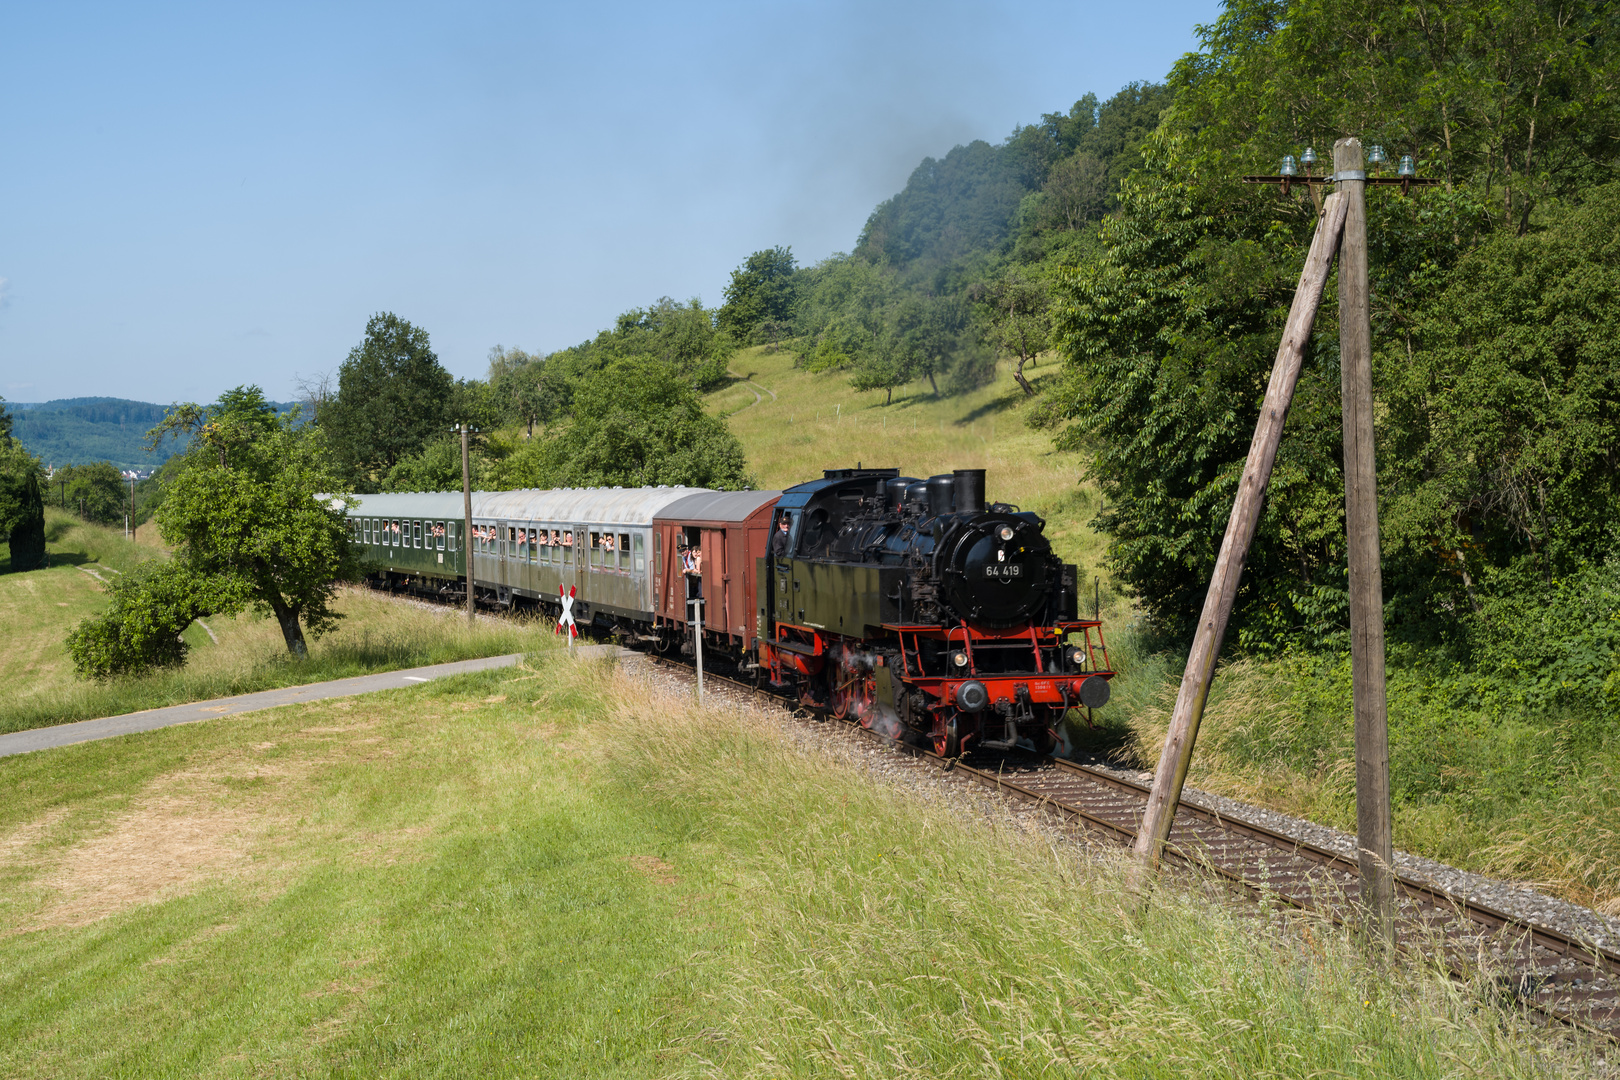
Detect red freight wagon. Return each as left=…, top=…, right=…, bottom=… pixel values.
left=652, top=490, right=782, bottom=658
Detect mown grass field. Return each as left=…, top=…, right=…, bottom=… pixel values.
left=0, top=509, right=551, bottom=736
left=0, top=655, right=1602, bottom=1078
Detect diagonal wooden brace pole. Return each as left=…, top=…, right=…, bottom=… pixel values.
left=1129, top=189, right=1349, bottom=884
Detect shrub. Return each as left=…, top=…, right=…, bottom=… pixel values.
left=66, top=561, right=247, bottom=679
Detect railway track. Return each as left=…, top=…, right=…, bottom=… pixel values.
left=633, top=653, right=1620, bottom=1041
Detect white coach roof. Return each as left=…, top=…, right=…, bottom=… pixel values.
left=472, top=486, right=712, bottom=526
left=348, top=492, right=468, bottom=517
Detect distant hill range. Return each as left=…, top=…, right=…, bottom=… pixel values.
left=7, top=397, right=297, bottom=471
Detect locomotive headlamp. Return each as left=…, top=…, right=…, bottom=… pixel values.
left=951, top=651, right=969, bottom=668
left=1068, top=646, right=1087, bottom=668
left=996, top=525, right=1014, bottom=541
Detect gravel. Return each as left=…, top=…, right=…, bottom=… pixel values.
left=1070, top=755, right=1620, bottom=959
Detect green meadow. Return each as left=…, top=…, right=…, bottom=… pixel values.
left=0, top=509, right=548, bottom=737
left=0, top=656, right=1599, bottom=1078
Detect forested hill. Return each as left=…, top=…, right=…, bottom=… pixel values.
left=10, top=397, right=295, bottom=470
left=714, top=82, right=1173, bottom=402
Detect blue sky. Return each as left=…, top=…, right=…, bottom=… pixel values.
left=1, top=1, right=1219, bottom=405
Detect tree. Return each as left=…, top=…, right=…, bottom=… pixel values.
left=973, top=271, right=1052, bottom=395
left=1379, top=182, right=1620, bottom=637
left=149, top=386, right=356, bottom=655
left=381, top=437, right=469, bottom=493
left=1044, top=0, right=1620, bottom=650
left=0, top=408, right=47, bottom=571
left=321, top=314, right=455, bottom=490
left=848, top=334, right=916, bottom=406
left=66, top=561, right=247, bottom=678
left=56, top=461, right=129, bottom=525
left=534, top=358, right=750, bottom=490
left=1034, top=153, right=1111, bottom=232
left=488, top=346, right=557, bottom=436
left=718, top=247, right=800, bottom=344
left=0, top=441, right=47, bottom=571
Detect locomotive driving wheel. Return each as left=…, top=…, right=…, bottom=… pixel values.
left=933, top=714, right=962, bottom=758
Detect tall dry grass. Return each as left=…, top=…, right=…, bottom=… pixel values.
left=596, top=671, right=1603, bottom=1079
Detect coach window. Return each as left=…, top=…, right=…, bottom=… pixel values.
left=618, top=533, right=631, bottom=570
left=586, top=531, right=598, bottom=567
left=633, top=533, right=645, bottom=573
left=409, top=520, right=418, bottom=548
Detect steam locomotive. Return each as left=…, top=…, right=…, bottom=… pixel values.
left=344, top=466, right=1113, bottom=757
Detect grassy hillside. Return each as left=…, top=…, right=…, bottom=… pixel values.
left=708, top=346, right=1121, bottom=619
left=0, top=657, right=1595, bottom=1077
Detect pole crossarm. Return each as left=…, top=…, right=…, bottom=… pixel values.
left=1129, top=189, right=1350, bottom=884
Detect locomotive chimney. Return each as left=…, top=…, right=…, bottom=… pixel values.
left=926, top=474, right=956, bottom=517
left=953, top=469, right=986, bottom=514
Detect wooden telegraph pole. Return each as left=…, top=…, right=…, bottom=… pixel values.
left=458, top=422, right=476, bottom=625
left=1335, top=137, right=1394, bottom=946
left=1132, top=137, right=1404, bottom=950
left=1130, top=188, right=1349, bottom=886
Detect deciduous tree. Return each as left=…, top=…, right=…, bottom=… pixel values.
left=149, top=386, right=356, bottom=655
left=66, top=561, right=247, bottom=678
left=56, top=461, right=129, bottom=526
left=322, top=314, right=454, bottom=490
left=718, top=247, right=800, bottom=344
left=533, top=358, right=749, bottom=490
left=973, top=271, right=1052, bottom=395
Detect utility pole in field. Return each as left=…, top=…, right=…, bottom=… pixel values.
left=1131, top=137, right=1435, bottom=950
left=454, top=422, right=477, bottom=625
left=1336, top=138, right=1394, bottom=945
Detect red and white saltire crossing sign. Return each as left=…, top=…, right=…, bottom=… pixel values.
left=557, top=584, right=578, bottom=637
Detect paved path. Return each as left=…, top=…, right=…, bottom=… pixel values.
left=0, top=653, right=528, bottom=759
